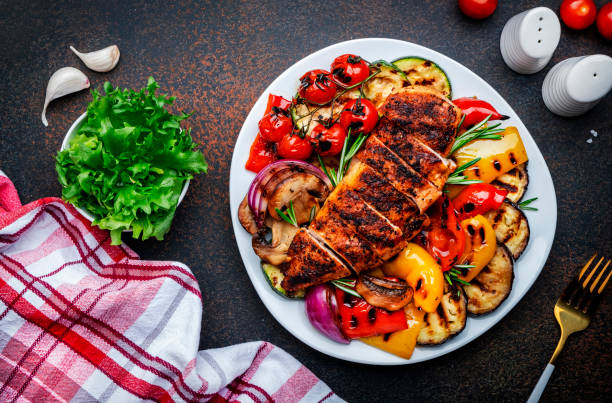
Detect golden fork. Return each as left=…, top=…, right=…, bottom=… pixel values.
left=527, top=254, right=611, bottom=403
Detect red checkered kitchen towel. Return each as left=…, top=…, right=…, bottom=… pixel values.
left=0, top=171, right=342, bottom=402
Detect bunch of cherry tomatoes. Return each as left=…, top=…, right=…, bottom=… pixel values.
left=248, top=54, right=379, bottom=172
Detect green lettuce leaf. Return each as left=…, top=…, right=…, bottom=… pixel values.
left=55, top=77, right=207, bottom=245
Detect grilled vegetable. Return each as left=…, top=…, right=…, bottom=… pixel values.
left=384, top=243, right=445, bottom=313
left=453, top=126, right=528, bottom=184
left=362, top=62, right=408, bottom=109
left=253, top=218, right=299, bottom=265
left=490, top=163, right=529, bottom=203
left=458, top=215, right=497, bottom=282
left=262, top=263, right=305, bottom=298
left=360, top=302, right=425, bottom=359
left=484, top=200, right=530, bottom=259
left=355, top=274, right=413, bottom=311
left=393, top=57, right=452, bottom=98
left=305, top=284, right=348, bottom=343
left=453, top=183, right=508, bottom=221
left=417, top=283, right=467, bottom=345
left=463, top=243, right=514, bottom=315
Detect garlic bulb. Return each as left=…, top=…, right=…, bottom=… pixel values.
left=70, top=45, right=120, bottom=72
left=41, top=67, right=90, bottom=127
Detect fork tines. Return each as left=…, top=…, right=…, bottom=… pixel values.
left=560, top=255, right=612, bottom=314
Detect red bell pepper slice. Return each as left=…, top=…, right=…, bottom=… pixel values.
left=453, top=183, right=508, bottom=221
left=245, top=94, right=292, bottom=173
left=453, top=97, right=509, bottom=128
left=335, top=287, right=407, bottom=339
left=423, top=196, right=466, bottom=272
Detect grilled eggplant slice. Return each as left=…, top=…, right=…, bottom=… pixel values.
left=485, top=200, right=530, bottom=259
left=491, top=163, right=529, bottom=203
left=417, top=283, right=467, bottom=345
left=393, top=57, right=452, bottom=98
left=463, top=243, right=514, bottom=315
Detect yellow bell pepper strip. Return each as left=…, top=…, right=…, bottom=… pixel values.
left=360, top=302, right=425, bottom=359
left=453, top=126, right=528, bottom=184
left=383, top=243, right=444, bottom=313
left=457, top=215, right=497, bottom=282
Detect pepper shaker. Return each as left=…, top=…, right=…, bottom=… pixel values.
left=542, top=54, right=612, bottom=117
left=500, top=7, right=561, bottom=74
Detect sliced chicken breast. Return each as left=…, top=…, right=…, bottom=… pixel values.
left=281, top=228, right=351, bottom=291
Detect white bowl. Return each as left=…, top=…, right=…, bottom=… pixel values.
left=60, top=112, right=190, bottom=225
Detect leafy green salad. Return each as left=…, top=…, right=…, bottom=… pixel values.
left=56, top=77, right=207, bottom=245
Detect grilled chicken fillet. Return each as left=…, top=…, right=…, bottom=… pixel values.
left=282, top=87, right=461, bottom=291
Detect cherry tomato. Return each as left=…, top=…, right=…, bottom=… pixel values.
left=308, top=123, right=347, bottom=157
left=597, top=2, right=612, bottom=40
left=458, top=0, right=498, bottom=19
left=277, top=132, right=313, bottom=160
left=298, top=69, right=337, bottom=105
left=340, top=98, right=379, bottom=134
left=422, top=197, right=466, bottom=272
left=258, top=107, right=293, bottom=143
left=560, top=0, right=597, bottom=30
left=331, top=54, right=371, bottom=87
left=245, top=134, right=276, bottom=173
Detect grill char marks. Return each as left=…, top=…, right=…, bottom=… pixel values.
left=311, top=201, right=384, bottom=273
left=357, top=136, right=441, bottom=212
left=281, top=228, right=351, bottom=291
left=343, top=161, right=426, bottom=240
left=374, top=117, right=454, bottom=189
left=324, top=186, right=406, bottom=261
left=380, top=87, right=462, bottom=156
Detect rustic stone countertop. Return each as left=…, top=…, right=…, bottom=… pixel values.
left=1, top=0, right=610, bottom=401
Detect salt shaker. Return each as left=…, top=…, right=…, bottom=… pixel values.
left=500, top=7, right=561, bottom=74
left=542, top=54, right=612, bottom=117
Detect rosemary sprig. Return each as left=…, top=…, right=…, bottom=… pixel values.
left=518, top=197, right=538, bottom=211
left=446, top=158, right=484, bottom=186
left=454, top=264, right=476, bottom=269
left=449, top=114, right=504, bottom=155
left=317, top=154, right=337, bottom=188
left=331, top=279, right=362, bottom=298
left=308, top=205, right=317, bottom=224
left=445, top=269, right=471, bottom=287
left=318, top=130, right=368, bottom=188
left=275, top=200, right=298, bottom=227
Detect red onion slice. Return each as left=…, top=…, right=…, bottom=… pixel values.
left=246, top=159, right=332, bottom=228
left=305, top=284, right=349, bottom=344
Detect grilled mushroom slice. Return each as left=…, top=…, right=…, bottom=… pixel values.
left=491, top=163, right=529, bottom=203
left=417, top=283, right=467, bottom=345
left=463, top=243, right=514, bottom=315
left=355, top=274, right=413, bottom=311
left=485, top=199, right=530, bottom=259
left=267, top=173, right=330, bottom=225
left=239, top=196, right=258, bottom=235
left=252, top=217, right=299, bottom=265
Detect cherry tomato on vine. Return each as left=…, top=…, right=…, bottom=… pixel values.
left=597, top=2, right=612, bottom=40
left=560, top=0, right=597, bottom=30
left=458, top=0, right=498, bottom=19
left=298, top=69, right=337, bottom=105
left=277, top=132, right=313, bottom=160
left=308, top=123, right=347, bottom=157
left=258, top=107, right=293, bottom=143
left=331, top=54, right=371, bottom=87
left=340, top=98, right=379, bottom=134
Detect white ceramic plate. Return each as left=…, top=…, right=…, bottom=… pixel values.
left=229, top=38, right=556, bottom=365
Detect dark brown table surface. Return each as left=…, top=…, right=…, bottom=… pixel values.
left=1, top=0, right=611, bottom=401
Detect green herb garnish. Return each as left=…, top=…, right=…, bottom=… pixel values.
left=331, top=278, right=362, bottom=298
left=518, top=197, right=539, bottom=211
left=446, top=158, right=484, bottom=186
left=445, top=268, right=471, bottom=287
left=55, top=77, right=207, bottom=245
left=275, top=200, right=298, bottom=227
left=449, top=114, right=504, bottom=155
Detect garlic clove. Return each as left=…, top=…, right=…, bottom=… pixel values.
left=41, top=67, right=90, bottom=127
left=70, top=45, right=120, bottom=73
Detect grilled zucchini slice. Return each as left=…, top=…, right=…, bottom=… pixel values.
left=491, top=163, right=529, bottom=203
left=362, top=62, right=409, bottom=109
left=262, top=263, right=305, bottom=299
left=463, top=244, right=514, bottom=315
left=485, top=200, right=530, bottom=259
left=393, top=57, right=452, bottom=98
left=417, top=283, right=467, bottom=345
